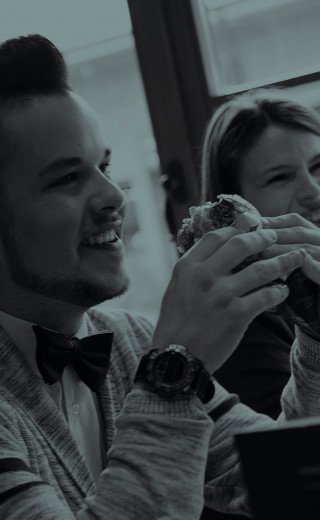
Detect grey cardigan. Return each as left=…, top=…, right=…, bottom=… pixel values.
left=0, top=306, right=319, bottom=519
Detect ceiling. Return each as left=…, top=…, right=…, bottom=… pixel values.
left=0, top=0, right=132, bottom=60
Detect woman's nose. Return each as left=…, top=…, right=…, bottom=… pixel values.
left=297, top=168, right=320, bottom=204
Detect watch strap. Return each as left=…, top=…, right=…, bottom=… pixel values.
left=191, top=365, right=215, bottom=404
left=134, top=350, right=155, bottom=382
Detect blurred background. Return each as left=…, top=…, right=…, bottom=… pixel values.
left=1, top=0, right=320, bottom=323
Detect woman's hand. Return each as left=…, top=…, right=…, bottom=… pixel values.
left=260, top=213, right=320, bottom=337
left=153, top=226, right=304, bottom=374
left=261, top=213, right=320, bottom=285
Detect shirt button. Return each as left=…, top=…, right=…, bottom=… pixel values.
left=72, top=403, right=80, bottom=415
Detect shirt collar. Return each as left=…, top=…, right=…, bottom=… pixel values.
left=0, top=310, right=89, bottom=377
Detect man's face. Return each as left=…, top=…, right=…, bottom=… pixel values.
left=0, top=92, right=129, bottom=308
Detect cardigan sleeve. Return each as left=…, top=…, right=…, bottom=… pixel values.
left=202, top=326, right=320, bottom=516
left=0, top=391, right=213, bottom=520
left=280, top=326, right=320, bottom=419
left=80, top=390, right=213, bottom=520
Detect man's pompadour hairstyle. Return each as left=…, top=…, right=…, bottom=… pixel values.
left=0, top=34, right=71, bottom=175
left=0, top=34, right=70, bottom=97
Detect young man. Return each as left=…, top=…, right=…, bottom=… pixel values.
left=0, top=34, right=319, bottom=519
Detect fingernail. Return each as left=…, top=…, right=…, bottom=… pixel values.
left=289, top=249, right=301, bottom=258
left=288, top=249, right=305, bottom=262
left=273, top=283, right=289, bottom=293
left=296, top=248, right=307, bottom=258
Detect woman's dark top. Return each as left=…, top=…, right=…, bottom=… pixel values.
left=201, top=311, right=295, bottom=519
left=215, top=311, right=294, bottom=418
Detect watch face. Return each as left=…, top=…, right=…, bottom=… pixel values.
left=149, top=350, right=197, bottom=397
left=153, top=352, right=187, bottom=382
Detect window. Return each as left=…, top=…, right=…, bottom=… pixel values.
left=192, top=0, right=320, bottom=96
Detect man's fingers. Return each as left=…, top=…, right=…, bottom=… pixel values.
left=239, top=283, right=290, bottom=319
left=182, top=227, right=240, bottom=262
left=230, top=249, right=305, bottom=297
left=204, top=228, right=277, bottom=274
left=260, top=244, right=297, bottom=258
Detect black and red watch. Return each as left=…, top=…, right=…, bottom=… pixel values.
left=134, top=344, right=215, bottom=403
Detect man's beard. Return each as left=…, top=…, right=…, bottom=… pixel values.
left=0, top=208, right=129, bottom=309
left=9, top=256, right=129, bottom=307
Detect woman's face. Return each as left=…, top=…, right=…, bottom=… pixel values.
left=239, top=124, right=320, bottom=224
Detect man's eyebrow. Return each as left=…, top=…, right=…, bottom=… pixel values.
left=39, top=148, right=111, bottom=177
left=39, top=157, right=83, bottom=176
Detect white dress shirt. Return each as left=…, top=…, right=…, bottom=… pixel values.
left=0, top=310, right=106, bottom=484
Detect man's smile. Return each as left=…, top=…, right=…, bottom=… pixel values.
left=80, top=218, right=124, bottom=251
left=79, top=231, right=124, bottom=256
left=82, top=230, right=118, bottom=246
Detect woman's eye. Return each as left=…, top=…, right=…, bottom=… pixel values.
left=265, top=173, right=291, bottom=185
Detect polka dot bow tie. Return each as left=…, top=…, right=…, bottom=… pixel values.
left=33, top=325, right=113, bottom=392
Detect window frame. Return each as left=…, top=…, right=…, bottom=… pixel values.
left=128, top=0, right=320, bottom=234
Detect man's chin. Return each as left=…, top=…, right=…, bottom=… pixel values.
left=84, top=277, right=130, bottom=307
left=58, top=275, right=131, bottom=309
left=10, top=266, right=130, bottom=309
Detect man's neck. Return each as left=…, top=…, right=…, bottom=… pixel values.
left=0, top=292, right=86, bottom=336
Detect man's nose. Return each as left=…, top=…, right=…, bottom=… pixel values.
left=89, top=170, right=126, bottom=215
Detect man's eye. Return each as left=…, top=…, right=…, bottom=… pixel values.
left=52, top=173, right=78, bottom=186
left=99, top=162, right=111, bottom=177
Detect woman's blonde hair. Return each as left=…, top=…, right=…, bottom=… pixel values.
left=201, top=88, right=320, bottom=203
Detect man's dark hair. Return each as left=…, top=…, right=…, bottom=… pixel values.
left=0, top=34, right=69, bottom=97
left=0, top=34, right=71, bottom=172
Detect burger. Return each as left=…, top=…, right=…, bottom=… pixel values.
left=177, top=194, right=263, bottom=272
left=176, top=194, right=320, bottom=337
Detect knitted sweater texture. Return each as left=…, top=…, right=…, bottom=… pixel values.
left=0, top=307, right=319, bottom=519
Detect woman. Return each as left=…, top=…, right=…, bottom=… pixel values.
left=200, top=88, right=320, bottom=520
left=200, top=87, right=320, bottom=419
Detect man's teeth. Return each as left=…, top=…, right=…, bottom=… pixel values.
left=83, top=230, right=117, bottom=246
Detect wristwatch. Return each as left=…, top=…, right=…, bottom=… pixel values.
left=134, top=344, right=215, bottom=403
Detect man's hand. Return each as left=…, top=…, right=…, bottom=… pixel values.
left=153, top=227, right=304, bottom=374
